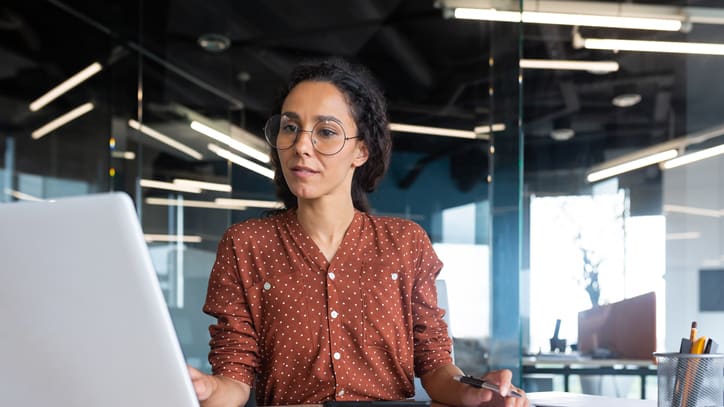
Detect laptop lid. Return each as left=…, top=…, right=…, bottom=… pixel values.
left=0, top=192, right=199, bottom=407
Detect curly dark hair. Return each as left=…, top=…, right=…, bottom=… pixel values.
left=268, top=57, right=392, bottom=213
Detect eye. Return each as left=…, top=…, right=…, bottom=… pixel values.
left=315, top=122, right=342, bottom=138
left=317, top=128, right=338, bottom=138
left=280, top=122, right=300, bottom=134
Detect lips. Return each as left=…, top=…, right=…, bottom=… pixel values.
left=290, top=165, right=319, bottom=176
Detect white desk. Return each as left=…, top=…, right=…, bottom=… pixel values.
left=522, top=355, right=657, bottom=399
left=528, top=391, right=656, bottom=407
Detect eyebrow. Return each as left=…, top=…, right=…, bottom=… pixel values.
left=281, top=112, right=343, bottom=124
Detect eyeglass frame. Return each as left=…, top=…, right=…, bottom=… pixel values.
left=263, top=113, right=360, bottom=156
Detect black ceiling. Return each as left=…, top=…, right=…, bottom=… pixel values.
left=3, top=0, right=724, bottom=195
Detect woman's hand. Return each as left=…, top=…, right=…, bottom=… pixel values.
left=188, top=366, right=217, bottom=401
left=422, top=364, right=529, bottom=407
left=187, top=365, right=251, bottom=407
left=468, top=369, right=529, bottom=407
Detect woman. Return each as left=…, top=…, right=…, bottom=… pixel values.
left=188, top=57, right=528, bottom=407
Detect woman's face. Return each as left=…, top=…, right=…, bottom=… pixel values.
left=277, top=80, right=368, bottom=205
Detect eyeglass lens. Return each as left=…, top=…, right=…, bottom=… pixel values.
left=264, top=114, right=348, bottom=155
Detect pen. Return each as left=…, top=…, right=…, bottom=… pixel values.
left=452, top=375, right=523, bottom=398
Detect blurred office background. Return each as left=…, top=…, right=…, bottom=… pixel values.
left=2, top=0, right=724, bottom=399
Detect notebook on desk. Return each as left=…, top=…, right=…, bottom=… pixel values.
left=0, top=192, right=199, bottom=407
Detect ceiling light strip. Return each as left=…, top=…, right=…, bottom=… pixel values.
left=474, top=124, right=505, bottom=135
left=215, top=198, right=283, bottom=209
left=144, top=234, right=202, bottom=243
left=520, top=59, right=619, bottom=72
left=663, top=204, right=721, bottom=218
left=207, top=143, right=274, bottom=179
left=665, top=232, right=701, bottom=240
left=140, top=179, right=201, bottom=193
left=128, top=119, right=203, bottom=160
left=29, top=62, right=103, bottom=111
left=146, top=197, right=243, bottom=210
left=111, top=151, right=136, bottom=160
left=390, top=123, right=476, bottom=139
left=586, top=149, right=678, bottom=183
left=32, top=102, right=94, bottom=140
left=191, top=121, right=270, bottom=163
left=146, top=197, right=281, bottom=211
left=584, top=38, right=724, bottom=56
left=452, top=8, right=682, bottom=31
left=173, top=178, right=231, bottom=192
left=661, top=144, right=724, bottom=169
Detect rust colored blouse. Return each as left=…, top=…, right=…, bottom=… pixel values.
left=203, top=209, right=452, bottom=405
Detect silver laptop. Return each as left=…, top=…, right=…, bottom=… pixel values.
left=0, top=192, right=199, bottom=407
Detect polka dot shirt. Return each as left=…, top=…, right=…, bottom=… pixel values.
left=203, top=209, right=452, bottom=405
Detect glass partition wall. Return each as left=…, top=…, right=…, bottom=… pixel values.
left=1, top=0, right=518, bottom=390
left=518, top=0, right=724, bottom=399
left=10, top=0, right=724, bottom=401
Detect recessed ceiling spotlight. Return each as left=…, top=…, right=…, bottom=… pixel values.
left=198, top=33, right=231, bottom=52
left=550, top=128, right=575, bottom=141
left=612, top=93, right=642, bottom=108
left=237, top=71, right=251, bottom=82
left=550, top=117, right=575, bottom=141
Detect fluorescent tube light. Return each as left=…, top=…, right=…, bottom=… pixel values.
left=214, top=198, right=283, bottom=209
left=146, top=197, right=232, bottom=210
left=145, top=197, right=278, bottom=211
left=32, top=102, right=94, bottom=140
left=172, top=178, right=231, bottom=192
left=128, top=119, right=203, bottom=160
left=453, top=8, right=682, bottom=31
left=583, top=38, right=724, bottom=56
left=520, top=59, right=619, bottom=72
left=190, top=121, right=270, bottom=163
left=665, top=232, right=701, bottom=240
left=664, top=204, right=722, bottom=218
left=474, top=123, right=506, bottom=134
left=144, top=234, right=202, bottom=243
left=661, top=143, right=724, bottom=169
left=586, top=149, right=677, bottom=183
left=390, top=123, right=504, bottom=139
left=140, top=179, right=202, bottom=193
left=111, top=150, right=136, bottom=160
left=29, top=62, right=103, bottom=111
left=454, top=8, right=521, bottom=22
left=390, top=123, right=476, bottom=139
left=207, top=143, right=274, bottom=179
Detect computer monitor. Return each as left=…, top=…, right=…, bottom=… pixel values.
left=0, top=192, right=199, bottom=406
left=577, top=291, right=656, bottom=360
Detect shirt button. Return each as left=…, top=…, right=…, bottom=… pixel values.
left=338, top=390, right=345, bottom=396
left=263, top=282, right=271, bottom=290
left=391, top=272, right=398, bottom=280
left=331, top=310, right=339, bottom=319
left=333, top=352, right=341, bottom=360
left=328, top=272, right=335, bottom=280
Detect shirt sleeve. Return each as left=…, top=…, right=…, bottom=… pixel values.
left=202, top=227, right=259, bottom=386
left=410, top=224, right=453, bottom=377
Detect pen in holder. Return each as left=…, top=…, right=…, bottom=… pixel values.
left=655, top=352, right=724, bottom=407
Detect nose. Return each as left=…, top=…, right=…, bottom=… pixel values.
left=292, top=129, right=315, bottom=155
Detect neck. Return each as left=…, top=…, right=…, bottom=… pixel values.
left=296, top=198, right=356, bottom=262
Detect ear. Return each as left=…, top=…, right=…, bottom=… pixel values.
left=352, top=141, right=369, bottom=168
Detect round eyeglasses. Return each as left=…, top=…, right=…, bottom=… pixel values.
left=264, top=114, right=358, bottom=156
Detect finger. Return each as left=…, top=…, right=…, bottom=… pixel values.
left=187, top=365, right=202, bottom=379
left=486, top=369, right=513, bottom=397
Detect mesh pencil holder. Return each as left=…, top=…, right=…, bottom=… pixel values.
left=655, top=352, right=724, bottom=407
